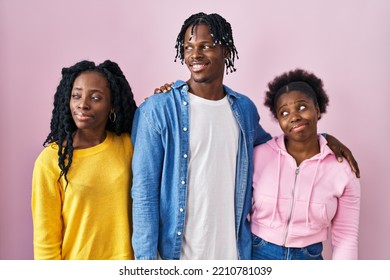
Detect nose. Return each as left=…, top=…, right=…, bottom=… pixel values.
left=77, top=98, right=90, bottom=110
left=190, top=47, right=202, bottom=59
left=290, top=110, right=301, bottom=122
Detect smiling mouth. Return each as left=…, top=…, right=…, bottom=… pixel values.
left=190, top=63, right=208, bottom=72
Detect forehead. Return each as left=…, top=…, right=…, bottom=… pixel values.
left=73, top=71, right=108, bottom=87
left=276, top=90, right=315, bottom=106
left=184, top=24, right=213, bottom=42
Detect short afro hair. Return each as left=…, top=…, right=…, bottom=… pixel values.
left=264, top=68, right=329, bottom=119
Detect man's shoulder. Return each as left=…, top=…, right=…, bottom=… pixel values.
left=139, top=92, right=171, bottom=107
left=224, top=85, right=256, bottom=105
left=228, top=92, right=258, bottom=114
left=137, top=92, right=177, bottom=114
left=139, top=80, right=187, bottom=111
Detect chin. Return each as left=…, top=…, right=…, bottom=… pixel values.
left=193, top=75, right=215, bottom=84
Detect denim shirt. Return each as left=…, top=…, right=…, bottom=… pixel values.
left=131, top=80, right=271, bottom=260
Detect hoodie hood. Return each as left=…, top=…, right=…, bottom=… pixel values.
left=266, top=134, right=334, bottom=160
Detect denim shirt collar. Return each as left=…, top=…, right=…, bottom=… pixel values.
left=172, top=80, right=241, bottom=101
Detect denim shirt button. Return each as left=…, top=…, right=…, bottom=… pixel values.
left=177, top=231, right=182, bottom=236
left=181, top=180, right=185, bottom=185
left=179, top=208, right=184, bottom=212
left=183, top=101, right=187, bottom=106
left=183, top=154, right=188, bottom=158
left=183, top=127, right=188, bottom=131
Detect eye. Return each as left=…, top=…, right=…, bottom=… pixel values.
left=184, top=45, right=193, bottom=51
left=71, top=93, right=80, bottom=99
left=280, top=111, right=289, bottom=117
left=298, top=105, right=306, bottom=111
left=91, top=95, right=102, bottom=101
left=204, top=44, right=215, bottom=50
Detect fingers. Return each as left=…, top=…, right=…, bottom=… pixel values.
left=345, top=152, right=361, bottom=178
left=325, top=134, right=360, bottom=178
left=350, top=159, right=360, bottom=178
left=340, top=147, right=361, bottom=178
left=154, top=82, right=173, bottom=94
left=331, top=144, right=343, bottom=162
left=162, top=83, right=173, bottom=93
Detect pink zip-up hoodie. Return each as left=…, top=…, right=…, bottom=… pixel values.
left=251, top=135, right=360, bottom=259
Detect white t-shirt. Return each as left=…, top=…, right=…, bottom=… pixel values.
left=180, top=92, right=239, bottom=260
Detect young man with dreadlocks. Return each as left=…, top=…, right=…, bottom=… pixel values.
left=32, top=60, right=137, bottom=259
left=131, top=12, right=359, bottom=260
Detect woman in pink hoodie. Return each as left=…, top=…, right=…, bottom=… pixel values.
left=251, top=69, right=360, bottom=260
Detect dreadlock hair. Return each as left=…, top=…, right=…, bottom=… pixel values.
left=264, top=68, right=329, bottom=119
left=174, top=12, right=239, bottom=75
left=44, top=60, right=137, bottom=188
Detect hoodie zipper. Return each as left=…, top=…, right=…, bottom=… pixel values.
left=283, top=166, right=299, bottom=245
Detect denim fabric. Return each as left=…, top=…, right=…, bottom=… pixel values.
left=251, top=234, right=323, bottom=260
left=131, top=80, right=271, bottom=260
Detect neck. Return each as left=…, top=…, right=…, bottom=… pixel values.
left=187, top=80, right=225, bottom=100
left=285, top=135, right=320, bottom=166
left=72, top=129, right=107, bottom=149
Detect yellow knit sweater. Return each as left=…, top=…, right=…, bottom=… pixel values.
left=32, top=131, right=134, bottom=259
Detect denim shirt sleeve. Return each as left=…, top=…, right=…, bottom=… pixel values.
left=131, top=105, right=163, bottom=260
left=254, top=119, right=272, bottom=147
left=249, top=97, right=271, bottom=146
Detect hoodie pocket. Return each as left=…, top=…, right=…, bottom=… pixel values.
left=290, top=200, right=329, bottom=232
left=253, top=195, right=291, bottom=230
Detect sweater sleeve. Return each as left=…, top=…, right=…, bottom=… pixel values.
left=31, top=158, right=63, bottom=260
left=331, top=175, right=361, bottom=259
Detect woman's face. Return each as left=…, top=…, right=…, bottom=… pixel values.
left=70, top=71, right=111, bottom=132
left=275, top=90, right=320, bottom=142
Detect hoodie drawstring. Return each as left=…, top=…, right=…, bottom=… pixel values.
left=270, top=149, right=281, bottom=226
left=305, top=159, right=321, bottom=226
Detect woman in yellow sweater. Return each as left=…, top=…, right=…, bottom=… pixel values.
left=32, top=60, right=137, bottom=259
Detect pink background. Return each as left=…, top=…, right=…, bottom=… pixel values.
left=0, top=0, right=389, bottom=260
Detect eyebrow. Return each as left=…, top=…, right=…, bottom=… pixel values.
left=277, top=99, right=309, bottom=111
left=72, top=87, right=104, bottom=93
left=185, top=39, right=213, bottom=44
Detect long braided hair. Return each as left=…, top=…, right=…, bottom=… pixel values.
left=174, top=12, right=239, bottom=74
left=44, top=60, right=137, bottom=187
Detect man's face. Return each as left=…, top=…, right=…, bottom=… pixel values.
left=183, top=24, right=227, bottom=85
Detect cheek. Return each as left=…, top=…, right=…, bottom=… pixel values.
left=105, top=105, right=113, bottom=116
left=183, top=50, right=190, bottom=61
left=100, top=105, right=111, bottom=115
left=69, top=101, right=75, bottom=111
left=304, top=111, right=318, bottom=123
left=277, top=118, right=288, bottom=130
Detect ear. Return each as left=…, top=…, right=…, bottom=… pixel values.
left=316, top=104, right=321, bottom=119
left=224, top=47, right=232, bottom=59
